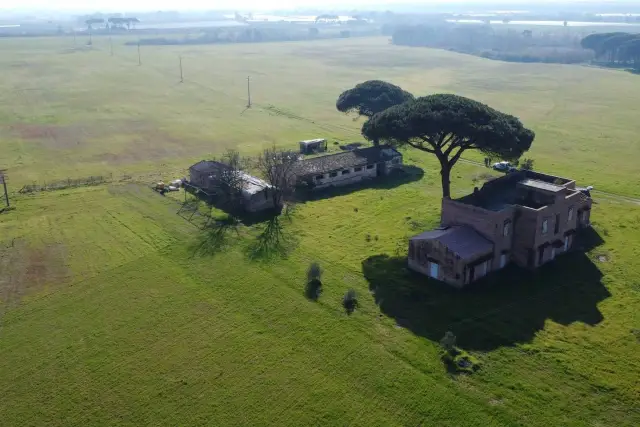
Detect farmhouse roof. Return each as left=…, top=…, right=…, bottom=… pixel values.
left=411, top=225, right=494, bottom=260
left=293, top=145, right=401, bottom=176
left=189, top=160, right=230, bottom=174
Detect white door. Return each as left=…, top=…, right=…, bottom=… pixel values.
left=564, top=237, right=569, bottom=252
left=500, top=254, right=507, bottom=268
left=430, top=262, right=439, bottom=279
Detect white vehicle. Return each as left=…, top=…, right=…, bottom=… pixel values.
left=492, top=161, right=515, bottom=172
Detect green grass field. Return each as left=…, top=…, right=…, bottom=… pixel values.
left=1, top=36, right=639, bottom=426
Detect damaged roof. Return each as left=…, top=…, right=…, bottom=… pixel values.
left=293, top=145, right=401, bottom=176
left=411, top=225, right=494, bottom=260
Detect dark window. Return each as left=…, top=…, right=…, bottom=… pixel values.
left=541, top=219, right=548, bottom=235
left=329, top=172, right=338, bottom=178
left=366, top=164, right=374, bottom=170
left=554, top=214, right=560, bottom=234
left=315, top=175, right=324, bottom=180
left=538, top=246, right=545, bottom=265
left=354, top=166, right=363, bottom=172
left=342, top=169, right=350, bottom=175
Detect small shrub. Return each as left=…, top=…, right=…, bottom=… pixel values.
left=305, top=278, right=323, bottom=301
left=520, top=158, right=535, bottom=171
left=365, top=234, right=372, bottom=242
left=441, top=348, right=482, bottom=374
left=343, top=289, right=358, bottom=314
left=354, top=207, right=359, bottom=213
left=374, top=235, right=379, bottom=241
left=307, top=262, right=322, bottom=283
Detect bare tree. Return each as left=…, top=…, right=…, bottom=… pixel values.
left=254, top=146, right=299, bottom=211
left=209, top=149, right=248, bottom=212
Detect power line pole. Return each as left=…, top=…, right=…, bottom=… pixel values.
left=247, top=76, right=251, bottom=108
left=137, top=42, right=141, bottom=65
left=179, top=56, right=183, bottom=83
left=0, top=171, right=9, bottom=208
left=109, top=35, right=113, bottom=56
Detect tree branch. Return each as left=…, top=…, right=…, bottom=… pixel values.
left=407, top=140, right=435, bottom=154
left=448, top=146, right=466, bottom=168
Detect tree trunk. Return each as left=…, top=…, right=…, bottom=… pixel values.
left=373, top=137, right=379, bottom=146
left=440, top=166, right=451, bottom=199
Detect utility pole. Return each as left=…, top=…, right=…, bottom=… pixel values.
left=137, top=42, right=141, bottom=65
left=0, top=171, right=9, bottom=208
left=73, top=30, right=77, bottom=46
left=89, top=30, right=93, bottom=46
left=109, top=35, right=113, bottom=56
left=247, top=76, right=251, bottom=108
left=179, top=56, right=183, bottom=83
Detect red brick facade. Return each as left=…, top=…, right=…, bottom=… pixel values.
left=408, top=171, right=592, bottom=287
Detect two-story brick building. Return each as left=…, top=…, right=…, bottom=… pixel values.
left=408, top=170, right=592, bottom=287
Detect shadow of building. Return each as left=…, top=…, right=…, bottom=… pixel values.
left=362, top=247, right=610, bottom=351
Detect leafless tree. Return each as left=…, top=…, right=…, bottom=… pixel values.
left=254, top=145, right=299, bottom=211
left=211, top=149, right=248, bottom=211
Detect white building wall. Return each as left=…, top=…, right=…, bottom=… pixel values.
left=312, top=164, right=377, bottom=189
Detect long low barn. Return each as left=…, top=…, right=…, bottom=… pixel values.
left=292, top=145, right=403, bottom=189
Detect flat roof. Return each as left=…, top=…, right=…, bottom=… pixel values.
left=518, top=179, right=565, bottom=193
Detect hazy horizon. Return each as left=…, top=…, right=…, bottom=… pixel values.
left=1, top=0, right=633, bottom=13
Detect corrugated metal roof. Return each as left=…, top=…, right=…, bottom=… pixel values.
left=411, top=225, right=494, bottom=260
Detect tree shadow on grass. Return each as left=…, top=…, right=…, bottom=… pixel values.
left=244, top=216, right=298, bottom=262
left=362, top=251, right=610, bottom=351
left=301, top=166, right=425, bottom=203
left=188, top=215, right=241, bottom=257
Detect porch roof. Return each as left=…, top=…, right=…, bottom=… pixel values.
left=411, top=225, right=494, bottom=261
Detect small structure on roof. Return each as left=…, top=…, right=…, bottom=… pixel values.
left=409, top=170, right=593, bottom=288
left=188, top=160, right=275, bottom=213
left=292, top=145, right=403, bottom=190
left=299, top=139, right=327, bottom=155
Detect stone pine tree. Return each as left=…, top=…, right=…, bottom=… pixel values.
left=362, top=94, right=535, bottom=198
left=336, top=80, right=414, bottom=145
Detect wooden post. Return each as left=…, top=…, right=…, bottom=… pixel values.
left=0, top=173, right=9, bottom=207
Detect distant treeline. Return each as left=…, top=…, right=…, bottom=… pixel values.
left=391, top=24, right=594, bottom=64
left=128, top=26, right=378, bottom=46
left=580, top=32, right=640, bottom=69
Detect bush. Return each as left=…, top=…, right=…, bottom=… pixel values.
left=343, top=289, right=358, bottom=314
left=307, top=262, right=322, bottom=283
left=305, top=278, right=323, bottom=301
left=520, top=158, right=535, bottom=171
left=441, top=348, right=482, bottom=374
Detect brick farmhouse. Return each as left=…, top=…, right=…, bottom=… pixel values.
left=409, top=170, right=593, bottom=287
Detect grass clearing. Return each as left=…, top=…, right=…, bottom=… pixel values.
left=1, top=36, right=639, bottom=426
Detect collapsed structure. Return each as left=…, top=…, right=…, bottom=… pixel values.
left=188, top=160, right=275, bottom=213
left=409, top=170, right=593, bottom=287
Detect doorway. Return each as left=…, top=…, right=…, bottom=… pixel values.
left=429, top=262, right=439, bottom=279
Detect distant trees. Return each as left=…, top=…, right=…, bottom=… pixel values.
left=393, top=24, right=593, bottom=64
left=315, top=14, right=340, bottom=24
left=107, top=17, right=140, bottom=30
left=85, top=18, right=105, bottom=30
left=581, top=32, right=640, bottom=67
left=362, top=94, right=534, bottom=198
left=336, top=80, right=414, bottom=145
